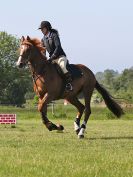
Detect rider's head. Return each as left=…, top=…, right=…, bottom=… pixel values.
left=38, top=21, right=52, bottom=35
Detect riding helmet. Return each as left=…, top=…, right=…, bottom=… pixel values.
left=38, top=21, right=52, bottom=30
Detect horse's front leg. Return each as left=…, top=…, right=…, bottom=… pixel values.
left=38, top=93, right=64, bottom=131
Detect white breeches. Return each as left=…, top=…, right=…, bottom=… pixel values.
left=54, top=56, right=68, bottom=74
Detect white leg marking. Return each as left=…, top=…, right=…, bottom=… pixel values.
left=74, top=121, right=80, bottom=131
left=78, top=128, right=85, bottom=138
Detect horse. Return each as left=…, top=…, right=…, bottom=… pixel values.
left=16, top=36, right=124, bottom=139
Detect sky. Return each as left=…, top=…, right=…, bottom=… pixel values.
left=0, top=0, right=133, bottom=73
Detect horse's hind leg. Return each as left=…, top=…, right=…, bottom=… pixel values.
left=67, top=97, right=85, bottom=134
left=78, top=88, right=94, bottom=139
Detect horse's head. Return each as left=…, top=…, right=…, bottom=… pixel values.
left=16, top=36, right=46, bottom=68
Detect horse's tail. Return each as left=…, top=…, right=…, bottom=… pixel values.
left=95, top=81, right=124, bottom=118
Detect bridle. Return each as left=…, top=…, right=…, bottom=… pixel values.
left=18, top=50, right=31, bottom=67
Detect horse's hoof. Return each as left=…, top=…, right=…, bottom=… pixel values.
left=78, top=135, right=84, bottom=139
left=45, top=122, right=57, bottom=131
left=47, top=126, right=53, bottom=131
left=57, top=124, right=64, bottom=131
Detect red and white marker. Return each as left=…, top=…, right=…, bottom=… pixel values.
left=0, top=114, right=16, bottom=124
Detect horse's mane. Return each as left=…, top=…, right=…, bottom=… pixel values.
left=22, top=38, right=46, bottom=54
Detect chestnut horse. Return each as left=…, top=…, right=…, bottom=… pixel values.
left=16, top=36, right=124, bottom=138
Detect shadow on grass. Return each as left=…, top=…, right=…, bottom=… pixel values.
left=89, top=136, right=133, bottom=140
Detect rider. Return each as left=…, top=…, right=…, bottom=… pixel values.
left=38, top=21, right=73, bottom=91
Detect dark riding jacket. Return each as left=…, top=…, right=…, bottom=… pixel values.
left=42, top=31, right=66, bottom=60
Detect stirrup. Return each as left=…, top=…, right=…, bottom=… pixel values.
left=66, top=83, right=73, bottom=91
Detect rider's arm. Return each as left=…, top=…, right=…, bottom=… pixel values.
left=50, top=33, right=62, bottom=60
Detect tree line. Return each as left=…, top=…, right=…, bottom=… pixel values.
left=95, top=68, right=133, bottom=103
left=0, top=31, right=132, bottom=106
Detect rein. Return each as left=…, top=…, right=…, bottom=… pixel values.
left=27, top=62, right=42, bottom=98
left=27, top=56, right=47, bottom=98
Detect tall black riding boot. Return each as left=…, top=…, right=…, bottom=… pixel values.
left=64, top=72, right=73, bottom=91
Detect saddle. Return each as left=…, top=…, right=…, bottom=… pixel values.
left=54, top=62, right=83, bottom=80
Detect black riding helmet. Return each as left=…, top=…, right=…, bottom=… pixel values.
left=38, top=21, right=52, bottom=30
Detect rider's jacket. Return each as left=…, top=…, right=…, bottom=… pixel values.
left=42, top=31, right=66, bottom=60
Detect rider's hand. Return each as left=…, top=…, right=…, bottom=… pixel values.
left=48, top=55, right=56, bottom=63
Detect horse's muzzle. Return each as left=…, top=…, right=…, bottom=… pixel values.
left=16, top=61, right=24, bottom=68
left=18, top=62, right=24, bottom=68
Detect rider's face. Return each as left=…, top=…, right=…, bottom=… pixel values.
left=41, top=27, right=48, bottom=35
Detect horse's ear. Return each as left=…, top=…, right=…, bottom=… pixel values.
left=21, top=36, right=25, bottom=42
left=26, top=36, right=31, bottom=40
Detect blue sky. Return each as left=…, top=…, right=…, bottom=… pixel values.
left=0, top=0, right=133, bottom=73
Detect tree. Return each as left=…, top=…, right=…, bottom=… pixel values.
left=95, top=72, right=104, bottom=83
left=0, top=31, right=33, bottom=106
left=103, top=69, right=119, bottom=88
left=116, top=69, right=133, bottom=102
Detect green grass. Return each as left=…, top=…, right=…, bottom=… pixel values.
left=0, top=104, right=133, bottom=120
left=0, top=106, right=133, bottom=177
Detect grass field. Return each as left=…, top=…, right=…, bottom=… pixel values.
left=0, top=105, right=133, bottom=177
